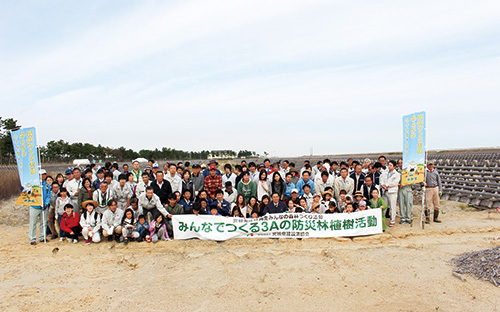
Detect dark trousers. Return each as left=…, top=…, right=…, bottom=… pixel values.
left=64, top=226, right=81, bottom=240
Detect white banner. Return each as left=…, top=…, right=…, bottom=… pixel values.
left=172, top=209, right=383, bottom=241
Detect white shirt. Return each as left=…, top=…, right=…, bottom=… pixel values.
left=222, top=173, right=237, bottom=189
left=67, top=178, right=83, bottom=198
left=165, top=174, right=182, bottom=193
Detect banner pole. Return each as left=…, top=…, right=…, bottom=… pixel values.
left=37, top=135, right=46, bottom=243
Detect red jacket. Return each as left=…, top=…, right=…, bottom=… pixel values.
left=61, top=212, right=80, bottom=233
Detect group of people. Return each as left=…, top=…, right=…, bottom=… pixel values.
left=27, top=156, right=443, bottom=245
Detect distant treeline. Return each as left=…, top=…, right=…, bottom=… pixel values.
left=0, top=117, right=256, bottom=164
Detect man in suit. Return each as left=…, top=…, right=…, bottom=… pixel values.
left=151, top=171, right=172, bottom=206
left=350, top=164, right=365, bottom=192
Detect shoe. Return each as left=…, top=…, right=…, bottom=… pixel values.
left=389, top=222, right=395, bottom=227
left=399, top=220, right=405, bottom=224
left=73, top=239, right=78, bottom=244
left=145, top=236, right=151, bottom=243
left=59, top=237, right=63, bottom=242
left=85, top=239, right=91, bottom=245
left=124, top=239, right=128, bottom=245
left=51, top=234, right=58, bottom=240
left=107, top=236, right=113, bottom=242
left=66, top=237, right=72, bottom=242
left=39, top=238, right=45, bottom=242
left=30, top=241, right=36, bottom=245
left=433, top=211, right=441, bottom=223
left=115, top=236, right=121, bottom=243
left=136, top=237, right=143, bottom=242
left=425, top=210, right=430, bottom=224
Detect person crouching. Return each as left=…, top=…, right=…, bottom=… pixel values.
left=60, top=204, right=81, bottom=243
left=80, top=200, right=101, bottom=244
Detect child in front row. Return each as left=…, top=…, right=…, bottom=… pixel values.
left=149, top=214, right=170, bottom=243
left=121, top=208, right=139, bottom=245
left=60, top=204, right=81, bottom=243
left=135, top=215, right=149, bottom=242
left=55, top=187, right=73, bottom=241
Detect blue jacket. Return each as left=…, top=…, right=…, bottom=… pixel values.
left=209, top=199, right=230, bottom=216
left=295, top=178, right=314, bottom=196
left=284, top=182, right=296, bottom=199
left=202, top=168, right=222, bottom=178
left=31, top=180, right=51, bottom=210
left=179, top=198, right=194, bottom=214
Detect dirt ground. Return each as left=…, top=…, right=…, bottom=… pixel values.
left=1, top=199, right=500, bottom=312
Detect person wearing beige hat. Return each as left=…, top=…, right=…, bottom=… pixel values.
left=424, top=160, right=442, bottom=223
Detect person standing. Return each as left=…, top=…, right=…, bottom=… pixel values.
left=380, top=160, right=401, bottom=227
left=424, top=160, right=442, bottom=223
left=204, top=165, right=223, bottom=201
left=28, top=171, right=51, bottom=245
left=397, top=159, right=413, bottom=224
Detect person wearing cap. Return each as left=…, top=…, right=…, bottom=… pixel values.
left=191, top=164, right=204, bottom=197
left=283, top=172, right=296, bottom=200
left=202, top=160, right=221, bottom=178
left=92, top=169, right=105, bottom=190
left=263, top=192, right=287, bottom=215
left=28, top=169, right=51, bottom=245
left=101, top=199, right=124, bottom=242
left=79, top=200, right=102, bottom=244
left=223, top=181, right=238, bottom=204
left=353, top=190, right=364, bottom=211
left=62, top=169, right=74, bottom=189
left=285, top=189, right=300, bottom=206
left=222, top=164, right=237, bottom=191
left=113, top=174, right=132, bottom=210
left=397, top=158, right=413, bottom=224
left=136, top=172, right=152, bottom=198
left=319, top=189, right=335, bottom=214
left=237, top=171, right=256, bottom=203
left=314, top=170, right=335, bottom=195
left=151, top=163, right=159, bottom=181
left=295, top=171, right=314, bottom=197
left=357, top=200, right=368, bottom=211
left=424, top=160, right=443, bottom=223
left=350, top=164, right=366, bottom=192
left=380, top=160, right=401, bottom=227
left=334, top=168, right=355, bottom=200
left=92, top=181, right=114, bottom=214
left=204, top=164, right=223, bottom=200
left=165, top=164, right=183, bottom=194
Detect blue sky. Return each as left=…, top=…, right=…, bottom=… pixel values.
left=1, top=0, right=499, bottom=157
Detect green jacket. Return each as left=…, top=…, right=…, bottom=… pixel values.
left=166, top=203, right=184, bottom=215
left=237, top=180, right=256, bottom=202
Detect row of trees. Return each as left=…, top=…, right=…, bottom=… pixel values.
left=0, top=117, right=257, bottom=164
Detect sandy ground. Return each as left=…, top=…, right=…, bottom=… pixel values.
left=1, top=199, right=500, bottom=312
